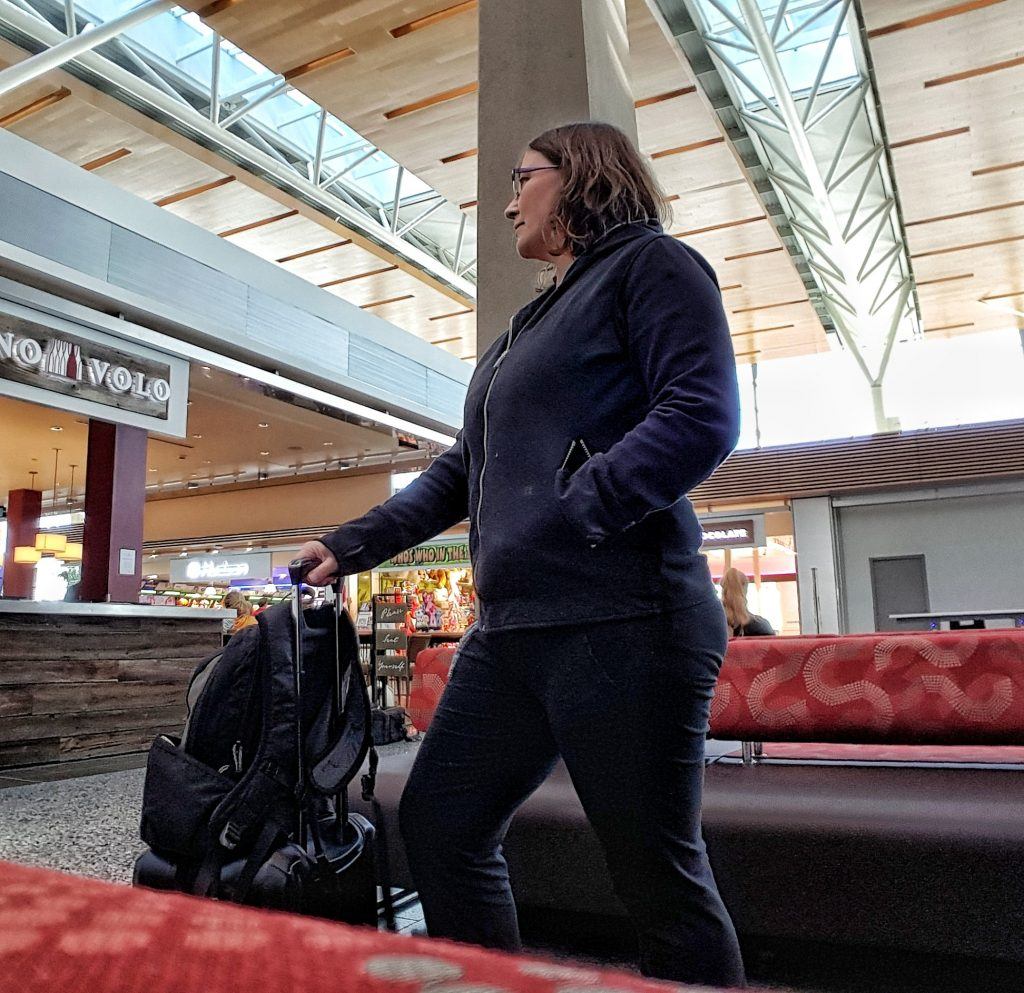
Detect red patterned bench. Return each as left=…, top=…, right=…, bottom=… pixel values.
left=0, top=859, right=742, bottom=993
left=352, top=629, right=1024, bottom=981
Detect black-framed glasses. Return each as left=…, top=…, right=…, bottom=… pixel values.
left=511, top=165, right=559, bottom=198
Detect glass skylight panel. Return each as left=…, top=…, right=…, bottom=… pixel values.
left=64, top=2, right=471, bottom=276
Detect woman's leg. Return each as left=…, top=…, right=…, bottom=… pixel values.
left=399, top=627, right=558, bottom=952
left=539, top=602, right=746, bottom=987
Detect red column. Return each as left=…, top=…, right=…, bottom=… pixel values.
left=80, top=420, right=148, bottom=604
left=3, top=488, right=42, bottom=598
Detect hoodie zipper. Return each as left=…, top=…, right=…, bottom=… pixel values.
left=475, top=319, right=515, bottom=539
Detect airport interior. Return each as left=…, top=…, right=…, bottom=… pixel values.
left=1, top=1, right=1023, bottom=991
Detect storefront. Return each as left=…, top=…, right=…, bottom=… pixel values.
left=355, top=534, right=474, bottom=634
left=700, top=509, right=800, bottom=635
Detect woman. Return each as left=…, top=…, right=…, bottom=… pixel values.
left=299, top=122, right=744, bottom=986
left=222, top=589, right=257, bottom=636
left=720, top=567, right=775, bottom=637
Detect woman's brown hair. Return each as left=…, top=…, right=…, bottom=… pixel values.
left=528, top=121, right=671, bottom=257
left=719, top=567, right=751, bottom=633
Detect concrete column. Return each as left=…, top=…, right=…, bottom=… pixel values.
left=2, top=488, right=42, bottom=598
left=476, top=0, right=637, bottom=352
left=80, top=420, right=147, bottom=603
left=792, top=496, right=843, bottom=635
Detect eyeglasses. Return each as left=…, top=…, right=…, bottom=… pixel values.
left=511, top=165, right=559, bottom=198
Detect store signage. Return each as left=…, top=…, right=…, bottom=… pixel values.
left=376, top=654, right=410, bottom=678
left=169, top=552, right=273, bottom=584
left=0, top=299, right=189, bottom=437
left=379, top=539, right=471, bottom=571
left=374, top=602, right=406, bottom=624
left=376, top=629, right=408, bottom=651
left=699, top=516, right=765, bottom=550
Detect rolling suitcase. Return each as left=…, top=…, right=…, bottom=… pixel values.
left=133, top=560, right=379, bottom=925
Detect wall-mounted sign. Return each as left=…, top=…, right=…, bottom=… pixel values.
left=699, top=515, right=766, bottom=551
left=169, top=552, right=273, bottom=585
left=0, top=298, right=189, bottom=436
left=379, top=538, right=471, bottom=572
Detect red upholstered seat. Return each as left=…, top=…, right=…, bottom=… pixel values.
left=0, top=860, right=741, bottom=993
left=711, top=630, right=1024, bottom=744
left=408, top=644, right=458, bottom=731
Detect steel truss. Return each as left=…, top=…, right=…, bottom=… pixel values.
left=0, top=0, right=476, bottom=301
left=648, top=0, right=921, bottom=430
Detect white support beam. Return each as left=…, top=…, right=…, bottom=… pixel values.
left=0, top=0, right=174, bottom=97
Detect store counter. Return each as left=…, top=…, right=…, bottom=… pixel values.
left=0, top=600, right=231, bottom=770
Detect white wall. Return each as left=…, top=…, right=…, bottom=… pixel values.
left=836, top=484, right=1024, bottom=633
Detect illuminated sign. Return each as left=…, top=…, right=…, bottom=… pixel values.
left=379, top=539, right=470, bottom=571
left=699, top=516, right=765, bottom=550
left=0, top=299, right=188, bottom=436
left=169, top=552, right=273, bottom=585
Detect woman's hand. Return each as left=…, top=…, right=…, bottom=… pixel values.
left=296, top=540, right=340, bottom=586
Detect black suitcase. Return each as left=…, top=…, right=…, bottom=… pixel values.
left=133, top=561, right=379, bottom=926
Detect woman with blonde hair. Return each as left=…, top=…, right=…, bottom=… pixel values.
left=222, top=588, right=257, bottom=637
left=298, top=121, right=744, bottom=986
left=720, top=567, right=775, bottom=637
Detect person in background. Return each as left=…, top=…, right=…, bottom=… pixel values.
left=222, top=589, right=258, bottom=637
left=720, top=567, right=775, bottom=637
left=253, top=596, right=271, bottom=615
left=298, top=121, right=744, bottom=987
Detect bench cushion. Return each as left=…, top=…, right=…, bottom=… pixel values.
left=711, top=631, right=1024, bottom=744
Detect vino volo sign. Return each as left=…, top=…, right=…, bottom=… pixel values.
left=0, top=300, right=189, bottom=436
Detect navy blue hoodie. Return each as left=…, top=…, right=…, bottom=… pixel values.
left=321, top=221, right=740, bottom=631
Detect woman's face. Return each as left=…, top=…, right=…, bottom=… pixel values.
left=505, top=149, right=565, bottom=262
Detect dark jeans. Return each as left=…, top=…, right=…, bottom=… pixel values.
left=399, top=599, right=746, bottom=987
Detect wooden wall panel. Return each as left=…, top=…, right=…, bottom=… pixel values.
left=0, top=614, right=223, bottom=769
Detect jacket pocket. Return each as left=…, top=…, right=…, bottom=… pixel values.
left=558, top=437, right=593, bottom=477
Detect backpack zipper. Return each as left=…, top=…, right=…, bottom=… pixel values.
left=475, top=319, right=515, bottom=539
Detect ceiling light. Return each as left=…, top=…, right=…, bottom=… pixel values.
left=202, top=460, right=212, bottom=465
left=148, top=467, right=157, bottom=472
left=50, top=425, right=63, bottom=432
left=323, top=441, right=334, bottom=446
left=259, top=450, right=270, bottom=456
left=192, top=433, right=203, bottom=439
left=200, top=365, right=210, bottom=372
left=258, top=422, right=269, bottom=428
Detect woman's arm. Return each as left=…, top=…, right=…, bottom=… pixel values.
left=556, top=236, right=740, bottom=546
left=301, top=431, right=469, bottom=583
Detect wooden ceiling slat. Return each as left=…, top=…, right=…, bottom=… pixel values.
left=924, top=322, right=975, bottom=332
left=866, top=0, right=1006, bottom=38
left=276, top=239, right=351, bottom=264
left=917, top=272, right=974, bottom=286
left=906, top=198, right=1024, bottom=227
left=384, top=82, right=477, bottom=120
left=724, top=246, right=784, bottom=262
left=429, top=308, right=474, bottom=321
left=972, top=159, right=1024, bottom=177
left=720, top=284, right=742, bottom=292
left=319, top=264, right=398, bottom=289
left=283, top=47, right=356, bottom=82
left=82, top=147, right=132, bottom=171
left=389, top=1, right=477, bottom=39
left=924, top=54, right=1024, bottom=88
left=218, top=209, right=298, bottom=238
left=195, top=0, right=243, bottom=16
left=731, top=323, right=795, bottom=337
left=674, top=215, right=766, bottom=238
left=890, top=126, right=970, bottom=149
left=911, top=233, right=1024, bottom=259
left=458, top=199, right=478, bottom=209
left=651, top=137, right=725, bottom=159
left=732, top=298, right=809, bottom=315
left=154, top=175, right=235, bottom=208
left=362, top=294, right=415, bottom=309
left=441, top=148, right=477, bottom=164
left=980, top=288, right=1024, bottom=301
left=634, top=86, right=696, bottom=108
left=0, top=87, right=71, bottom=128
left=430, top=334, right=463, bottom=345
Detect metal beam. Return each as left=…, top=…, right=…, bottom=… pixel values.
left=209, top=31, right=220, bottom=122
left=0, top=0, right=174, bottom=97
left=219, top=78, right=289, bottom=129
left=63, top=0, right=74, bottom=36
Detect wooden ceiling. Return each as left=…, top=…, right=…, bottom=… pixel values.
left=861, top=0, right=1024, bottom=341
left=1, top=0, right=1020, bottom=369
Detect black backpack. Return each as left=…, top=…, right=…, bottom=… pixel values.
left=133, top=596, right=378, bottom=922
